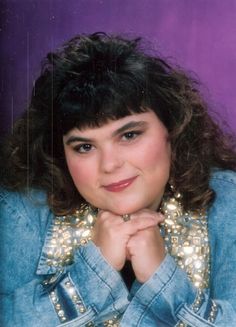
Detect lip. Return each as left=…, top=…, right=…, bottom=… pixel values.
left=103, top=176, right=138, bottom=192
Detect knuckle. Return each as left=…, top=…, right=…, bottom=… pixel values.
left=98, top=211, right=108, bottom=221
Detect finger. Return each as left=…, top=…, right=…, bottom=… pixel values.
left=96, top=210, right=121, bottom=225
left=123, top=215, right=162, bottom=236
left=129, top=211, right=165, bottom=224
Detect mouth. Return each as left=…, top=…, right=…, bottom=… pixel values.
left=103, top=176, right=138, bottom=192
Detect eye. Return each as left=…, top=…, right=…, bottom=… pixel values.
left=121, top=131, right=142, bottom=141
left=73, top=143, right=93, bottom=153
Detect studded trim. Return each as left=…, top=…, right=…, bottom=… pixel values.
left=49, top=288, right=67, bottom=323
left=103, top=315, right=119, bottom=326
left=48, top=275, right=87, bottom=323
left=44, top=204, right=97, bottom=269
left=208, top=300, right=218, bottom=323
left=41, top=197, right=215, bottom=326
left=160, top=196, right=210, bottom=290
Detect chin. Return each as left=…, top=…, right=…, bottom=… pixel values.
left=115, top=199, right=161, bottom=215
left=106, top=201, right=148, bottom=215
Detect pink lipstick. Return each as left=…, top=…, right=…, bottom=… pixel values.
left=103, top=176, right=137, bottom=192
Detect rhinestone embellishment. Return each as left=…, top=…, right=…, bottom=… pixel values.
left=160, top=195, right=210, bottom=289
left=44, top=197, right=212, bottom=325
left=45, top=204, right=97, bottom=268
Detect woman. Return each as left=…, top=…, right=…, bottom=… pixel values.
left=1, top=32, right=236, bottom=327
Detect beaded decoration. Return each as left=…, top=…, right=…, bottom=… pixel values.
left=160, top=193, right=210, bottom=290
left=45, top=204, right=97, bottom=268
left=44, top=194, right=215, bottom=325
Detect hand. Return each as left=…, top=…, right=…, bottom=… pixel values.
left=92, top=210, right=159, bottom=271
left=126, top=209, right=165, bottom=283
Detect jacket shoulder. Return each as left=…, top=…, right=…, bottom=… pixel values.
left=0, top=187, right=49, bottom=217
left=0, top=188, right=52, bottom=235
left=208, top=170, right=236, bottom=230
left=210, top=169, right=236, bottom=188
left=210, top=169, right=236, bottom=206
left=0, top=188, right=53, bottom=292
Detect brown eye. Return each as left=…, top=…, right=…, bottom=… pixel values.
left=122, top=131, right=142, bottom=141
left=74, top=144, right=93, bottom=153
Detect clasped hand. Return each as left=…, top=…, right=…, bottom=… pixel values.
left=92, top=209, right=165, bottom=283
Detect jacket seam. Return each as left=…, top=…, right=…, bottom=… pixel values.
left=136, top=264, right=179, bottom=325
left=76, top=250, right=125, bottom=315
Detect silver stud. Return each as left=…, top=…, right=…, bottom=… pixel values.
left=79, top=306, right=86, bottom=313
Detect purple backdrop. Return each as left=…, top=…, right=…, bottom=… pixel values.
left=1, top=0, right=236, bottom=136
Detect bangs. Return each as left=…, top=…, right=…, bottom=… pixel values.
left=56, top=78, right=149, bottom=134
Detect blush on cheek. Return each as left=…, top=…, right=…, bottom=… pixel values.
left=67, top=159, right=96, bottom=194
left=144, top=138, right=170, bottom=166
left=69, top=167, right=83, bottom=184
left=65, top=158, right=82, bottom=183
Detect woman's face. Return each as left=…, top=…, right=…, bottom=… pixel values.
left=63, top=110, right=171, bottom=215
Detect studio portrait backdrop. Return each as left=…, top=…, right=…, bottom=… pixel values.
left=1, top=0, right=236, bottom=136
left=1, top=2, right=236, bottom=326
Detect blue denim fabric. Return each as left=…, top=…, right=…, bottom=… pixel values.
left=1, top=170, right=236, bottom=326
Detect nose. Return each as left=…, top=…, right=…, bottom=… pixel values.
left=99, top=145, right=124, bottom=173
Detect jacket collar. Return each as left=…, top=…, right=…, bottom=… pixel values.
left=36, top=204, right=98, bottom=276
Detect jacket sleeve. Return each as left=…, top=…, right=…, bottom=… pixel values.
left=121, top=254, right=236, bottom=327
left=1, top=244, right=129, bottom=327
left=0, top=190, right=129, bottom=327
left=120, top=171, right=236, bottom=327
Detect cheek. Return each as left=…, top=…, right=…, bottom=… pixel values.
left=136, top=137, right=171, bottom=171
left=65, top=155, right=94, bottom=188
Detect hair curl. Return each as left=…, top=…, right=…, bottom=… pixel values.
left=1, top=32, right=236, bottom=214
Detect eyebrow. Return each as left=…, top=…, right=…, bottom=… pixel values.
left=65, top=121, right=148, bottom=145
left=112, top=121, right=147, bottom=136
left=65, top=135, right=92, bottom=145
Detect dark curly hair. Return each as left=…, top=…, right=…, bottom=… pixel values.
left=1, top=32, right=236, bottom=214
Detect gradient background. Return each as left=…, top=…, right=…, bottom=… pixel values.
left=1, top=0, right=236, bottom=137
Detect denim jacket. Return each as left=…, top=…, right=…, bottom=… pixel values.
left=1, top=170, right=236, bottom=327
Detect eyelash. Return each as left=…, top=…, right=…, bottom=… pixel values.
left=72, top=130, right=143, bottom=154
left=121, top=130, right=142, bottom=141
left=73, top=144, right=93, bottom=154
